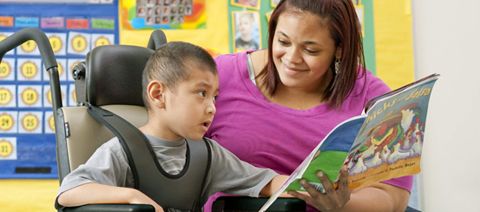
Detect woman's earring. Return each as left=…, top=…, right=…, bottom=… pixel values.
left=335, top=58, right=341, bottom=75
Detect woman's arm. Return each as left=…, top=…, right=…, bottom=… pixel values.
left=342, top=182, right=409, bottom=212
left=58, top=182, right=164, bottom=212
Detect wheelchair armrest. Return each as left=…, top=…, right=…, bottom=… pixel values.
left=61, top=204, right=154, bottom=212
left=212, top=196, right=306, bottom=211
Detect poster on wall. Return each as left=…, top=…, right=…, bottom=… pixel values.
left=228, top=0, right=267, bottom=53
left=231, top=0, right=260, bottom=10
left=0, top=1, right=119, bottom=179
left=121, top=0, right=206, bottom=30
left=232, top=11, right=261, bottom=52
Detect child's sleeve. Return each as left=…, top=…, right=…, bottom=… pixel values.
left=202, top=138, right=278, bottom=198
left=57, top=137, right=132, bottom=196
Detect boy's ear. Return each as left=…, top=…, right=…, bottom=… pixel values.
left=147, top=80, right=166, bottom=108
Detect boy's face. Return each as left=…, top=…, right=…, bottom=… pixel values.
left=162, top=65, right=218, bottom=141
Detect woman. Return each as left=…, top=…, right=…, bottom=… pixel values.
left=206, top=0, right=412, bottom=211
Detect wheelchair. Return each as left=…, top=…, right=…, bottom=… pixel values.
left=0, top=28, right=306, bottom=212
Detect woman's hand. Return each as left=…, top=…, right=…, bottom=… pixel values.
left=288, top=167, right=350, bottom=211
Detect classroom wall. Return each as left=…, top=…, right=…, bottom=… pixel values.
left=412, top=0, right=480, bottom=211
left=373, top=0, right=414, bottom=89
left=120, top=0, right=415, bottom=90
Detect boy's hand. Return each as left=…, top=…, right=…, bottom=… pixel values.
left=128, top=189, right=164, bottom=212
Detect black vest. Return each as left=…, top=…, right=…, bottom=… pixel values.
left=88, top=106, right=211, bottom=211
left=132, top=138, right=211, bottom=211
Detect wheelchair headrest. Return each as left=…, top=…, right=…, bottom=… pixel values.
left=81, top=45, right=154, bottom=106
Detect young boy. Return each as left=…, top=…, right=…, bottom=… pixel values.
left=56, top=42, right=287, bottom=212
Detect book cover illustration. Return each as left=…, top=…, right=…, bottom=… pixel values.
left=346, top=74, right=438, bottom=189
left=259, top=74, right=439, bottom=212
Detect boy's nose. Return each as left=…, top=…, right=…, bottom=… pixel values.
left=207, top=102, right=216, bottom=115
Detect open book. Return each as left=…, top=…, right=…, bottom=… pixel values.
left=260, top=73, right=439, bottom=211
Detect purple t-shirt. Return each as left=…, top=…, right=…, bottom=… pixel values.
left=204, top=51, right=412, bottom=210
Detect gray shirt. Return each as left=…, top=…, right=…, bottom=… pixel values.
left=58, top=135, right=277, bottom=206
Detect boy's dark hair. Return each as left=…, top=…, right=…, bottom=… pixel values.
left=142, top=41, right=217, bottom=108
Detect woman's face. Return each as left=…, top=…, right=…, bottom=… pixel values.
left=272, top=11, right=339, bottom=91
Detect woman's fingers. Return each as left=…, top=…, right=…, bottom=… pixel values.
left=317, top=171, right=334, bottom=194
left=290, top=169, right=351, bottom=211
left=336, top=167, right=351, bottom=203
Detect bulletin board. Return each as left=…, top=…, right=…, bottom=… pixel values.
left=121, top=0, right=206, bottom=30
left=120, top=0, right=230, bottom=55
left=0, top=1, right=119, bottom=179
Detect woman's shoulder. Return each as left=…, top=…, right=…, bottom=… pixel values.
left=214, top=51, right=246, bottom=68
left=214, top=51, right=256, bottom=82
left=353, top=69, right=390, bottom=98
left=214, top=50, right=264, bottom=68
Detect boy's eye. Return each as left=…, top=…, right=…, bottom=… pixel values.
left=198, top=91, right=207, bottom=97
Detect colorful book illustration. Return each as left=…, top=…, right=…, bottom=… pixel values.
left=260, top=73, right=440, bottom=211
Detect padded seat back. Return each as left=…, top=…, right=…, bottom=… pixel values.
left=56, top=45, right=154, bottom=180
left=59, top=105, right=147, bottom=172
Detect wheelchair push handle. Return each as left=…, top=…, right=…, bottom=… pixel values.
left=147, top=30, right=167, bottom=50
left=0, top=28, right=57, bottom=69
left=0, top=28, right=62, bottom=111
